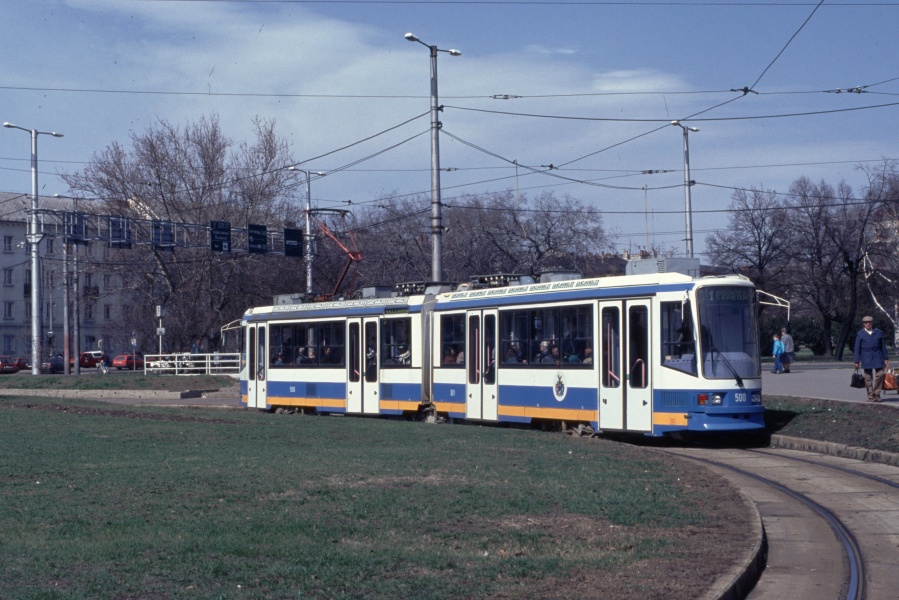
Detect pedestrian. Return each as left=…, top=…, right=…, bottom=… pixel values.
left=781, top=327, right=795, bottom=373
left=853, top=316, right=890, bottom=402
left=771, top=333, right=784, bottom=374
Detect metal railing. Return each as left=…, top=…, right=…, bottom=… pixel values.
left=143, top=352, right=240, bottom=376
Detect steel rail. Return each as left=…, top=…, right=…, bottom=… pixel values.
left=661, top=450, right=866, bottom=600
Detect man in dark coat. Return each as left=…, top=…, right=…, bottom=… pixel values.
left=853, top=316, right=890, bottom=402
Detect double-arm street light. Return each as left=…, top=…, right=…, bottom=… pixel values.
left=4, top=122, right=64, bottom=374
left=670, top=120, right=699, bottom=259
left=288, top=167, right=326, bottom=295
left=404, top=32, right=461, bottom=282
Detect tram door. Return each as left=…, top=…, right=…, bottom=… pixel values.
left=625, top=300, right=652, bottom=432
left=465, top=310, right=498, bottom=421
left=598, top=302, right=624, bottom=430
left=347, top=318, right=381, bottom=414
left=598, top=300, right=653, bottom=432
left=246, top=324, right=268, bottom=409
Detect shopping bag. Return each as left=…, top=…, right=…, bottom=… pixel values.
left=883, top=371, right=898, bottom=391
left=850, top=369, right=866, bottom=389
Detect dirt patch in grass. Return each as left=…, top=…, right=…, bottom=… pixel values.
left=3, top=401, right=243, bottom=424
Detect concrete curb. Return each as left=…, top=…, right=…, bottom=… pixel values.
left=699, top=490, right=768, bottom=600
left=770, top=434, right=899, bottom=467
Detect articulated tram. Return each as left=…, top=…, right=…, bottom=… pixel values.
left=240, top=272, right=765, bottom=436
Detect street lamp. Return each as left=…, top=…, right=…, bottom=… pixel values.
left=670, top=121, right=698, bottom=259
left=4, top=122, right=63, bottom=374
left=404, top=32, right=461, bottom=282
left=288, top=167, right=326, bottom=295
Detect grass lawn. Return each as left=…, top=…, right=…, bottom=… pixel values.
left=764, top=395, right=899, bottom=454
left=0, top=398, right=751, bottom=599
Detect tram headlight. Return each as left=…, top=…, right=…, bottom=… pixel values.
left=711, top=394, right=723, bottom=405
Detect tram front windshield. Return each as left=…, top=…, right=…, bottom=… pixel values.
left=696, top=286, right=761, bottom=381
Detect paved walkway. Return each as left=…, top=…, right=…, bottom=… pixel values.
left=761, top=361, right=899, bottom=406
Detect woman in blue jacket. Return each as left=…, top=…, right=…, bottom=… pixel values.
left=853, top=316, right=890, bottom=402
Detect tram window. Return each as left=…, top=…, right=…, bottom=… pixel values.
left=318, top=322, right=345, bottom=367
left=628, top=305, right=648, bottom=389
left=499, top=305, right=593, bottom=367
left=269, top=323, right=296, bottom=367
left=348, top=323, right=360, bottom=383
left=364, top=322, right=378, bottom=383
left=601, top=307, right=621, bottom=388
left=440, top=314, right=465, bottom=367
left=660, top=301, right=697, bottom=376
left=484, top=314, right=496, bottom=385
left=294, top=324, right=317, bottom=366
left=268, top=321, right=345, bottom=368
left=381, top=318, right=412, bottom=367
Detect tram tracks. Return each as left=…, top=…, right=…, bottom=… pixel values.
left=655, top=445, right=899, bottom=600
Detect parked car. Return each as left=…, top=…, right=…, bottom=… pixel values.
left=71, top=350, right=108, bottom=368
left=12, top=357, right=29, bottom=370
left=41, top=355, right=65, bottom=374
left=0, top=356, right=20, bottom=374
left=112, top=353, right=144, bottom=370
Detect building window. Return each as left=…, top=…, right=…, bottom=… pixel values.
left=25, top=304, right=31, bottom=319
left=3, top=236, right=12, bottom=252
left=104, top=304, right=111, bottom=320
left=103, top=274, right=112, bottom=291
left=25, top=270, right=31, bottom=285
left=3, top=268, right=12, bottom=286
left=46, top=238, right=55, bottom=254
left=3, top=335, right=14, bottom=354
left=3, top=302, right=13, bottom=319
left=85, top=304, right=94, bottom=321
left=84, top=272, right=92, bottom=288
left=86, top=335, right=97, bottom=349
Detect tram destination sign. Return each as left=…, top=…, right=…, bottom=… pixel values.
left=210, top=220, right=231, bottom=252
left=247, top=223, right=268, bottom=254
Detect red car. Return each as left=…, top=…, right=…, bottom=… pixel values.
left=112, top=353, right=144, bottom=370
left=71, top=351, right=108, bottom=368
left=0, top=356, right=19, bottom=374
left=12, top=357, right=29, bottom=370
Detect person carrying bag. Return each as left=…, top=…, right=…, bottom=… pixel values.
left=853, top=316, right=890, bottom=402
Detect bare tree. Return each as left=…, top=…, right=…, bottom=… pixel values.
left=705, top=186, right=791, bottom=294
left=62, top=115, right=302, bottom=352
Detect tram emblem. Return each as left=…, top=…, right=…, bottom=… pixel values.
left=553, top=374, right=567, bottom=401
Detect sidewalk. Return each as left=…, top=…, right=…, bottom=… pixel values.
left=761, top=361, right=899, bottom=406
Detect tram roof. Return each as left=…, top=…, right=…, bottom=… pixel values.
left=434, top=272, right=753, bottom=308
left=243, top=294, right=425, bottom=322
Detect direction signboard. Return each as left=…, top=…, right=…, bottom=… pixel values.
left=210, top=220, right=231, bottom=252
left=283, top=227, right=304, bottom=257
left=248, top=223, right=267, bottom=254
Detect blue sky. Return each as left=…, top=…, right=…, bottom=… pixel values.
left=1, top=0, right=897, bottom=260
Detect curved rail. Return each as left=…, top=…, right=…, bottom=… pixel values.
left=662, top=451, right=866, bottom=600
left=746, top=448, right=899, bottom=490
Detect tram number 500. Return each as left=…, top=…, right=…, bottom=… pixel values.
left=734, top=392, right=748, bottom=403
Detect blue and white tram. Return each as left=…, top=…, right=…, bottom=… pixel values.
left=240, top=272, right=765, bottom=436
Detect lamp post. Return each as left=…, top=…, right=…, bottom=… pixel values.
left=670, top=121, right=698, bottom=259
left=4, top=122, right=63, bottom=374
left=404, top=32, right=461, bottom=282
left=288, top=168, right=325, bottom=295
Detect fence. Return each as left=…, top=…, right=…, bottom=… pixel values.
left=143, top=352, right=241, bottom=376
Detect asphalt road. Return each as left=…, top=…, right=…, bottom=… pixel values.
left=761, top=362, right=899, bottom=406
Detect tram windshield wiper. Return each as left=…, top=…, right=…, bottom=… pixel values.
left=704, top=330, right=744, bottom=387
left=711, top=346, right=743, bottom=387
